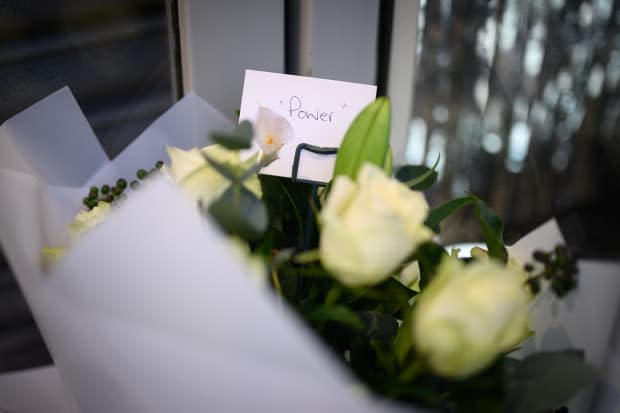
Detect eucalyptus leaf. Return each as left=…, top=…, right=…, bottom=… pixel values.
left=202, top=153, right=240, bottom=182
left=505, top=351, right=596, bottom=413
left=239, top=152, right=277, bottom=181
left=333, top=97, right=391, bottom=180
left=424, top=196, right=474, bottom=233
left=210, top=120, right=253, bottom=150
left=207, top=184, right=268, bottom=241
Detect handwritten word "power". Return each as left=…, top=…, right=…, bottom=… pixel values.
left=288, top=96, right=335, bottom=122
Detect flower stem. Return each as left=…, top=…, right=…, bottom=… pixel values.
left=324, top=284, right=342, bottom=305
left=399, top=358, right=425, bottom=382
left=271, top=269, right=283, bottom=296
left=294, top=249, right=320, bottom=263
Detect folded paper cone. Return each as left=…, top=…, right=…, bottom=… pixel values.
left=0, top=88, right=414, bottom=413
left=45, top=176, right=407, bottom=412
left=509, top=220, right=620, bottom=412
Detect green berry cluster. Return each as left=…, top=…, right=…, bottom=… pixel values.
left=524, top=244, right=578, bottom=297
left=82, top=160, right=164, bottom=210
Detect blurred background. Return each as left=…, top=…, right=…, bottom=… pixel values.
left=1, top=0, right=618, bottom=374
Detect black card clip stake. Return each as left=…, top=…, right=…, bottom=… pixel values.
left=291, top=143, right=338, bottom=184
left=290, top=143, right=338, bottom=251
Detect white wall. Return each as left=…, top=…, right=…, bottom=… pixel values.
left=178, top=0, right=285, bottom=120
left=309, top=0, right=379, bottom=85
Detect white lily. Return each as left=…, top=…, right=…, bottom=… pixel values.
left=254, top=106, right=294, bottom=156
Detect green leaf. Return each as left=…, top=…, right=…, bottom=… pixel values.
left=293, top=249, right=320, bottom=264
left=370, top=339, right=398, bottom=375
left=333, top=97, right=391, bottom=180
left=374, top=379, right=445, bottom=407
left=353, top=277, right=415, bottom=317
left=415, top=242, right=448, bottom=289
left=394, top=310, right=414, bottom=364
left=505, top=351, right=597, bottom=413
left=356, top=310, right=400, bottom=340
left=210, top=120, right=253, bottom=150
left=397, top=155, right=440, bottom=190
left=207, top=184, right=268, bottom=241
left=383, top=146, right=393, bottom=175
left=305, top=305, right=365, bottom=331
left=239, top=152, right=277, bottom=181
left=202, top=153, right=240, bottom=182
left=448, top=358, right=507, bottom=413
left=395, top=165, right=437, bottom=190
left=469, top=193, right=508, bottom=263
left=424, top=196, right=474, bottom=233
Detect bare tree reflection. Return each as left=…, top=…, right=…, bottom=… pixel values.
left=408, top=0, right=620, bottom=257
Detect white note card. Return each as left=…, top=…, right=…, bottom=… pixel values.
left=239, top=70, right=377, bottom=184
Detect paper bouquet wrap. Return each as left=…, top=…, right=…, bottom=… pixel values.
left=1, top=88, right=619, bottom=413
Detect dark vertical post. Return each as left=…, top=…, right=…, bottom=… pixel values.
left=376, top=0, right=395, bottom=96
left=284, top=0, right=301, bottom=75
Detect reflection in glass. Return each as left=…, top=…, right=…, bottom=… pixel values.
left=407, top=0, right=620, bottom=257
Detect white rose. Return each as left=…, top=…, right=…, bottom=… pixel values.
left=164, top=144, right=262, bottom=205
left=399, top=260, right=421, bottom=292
left=411, top=256, right=531, bottom=379
left=69, top=201, right=111, bottom=242
left=471, top=246, right=528, bottom=278
left=319, top=162, right=433, bottom=287
left=43, top=201, right=110, bottom=267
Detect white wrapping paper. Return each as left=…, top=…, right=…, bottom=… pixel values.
left=509, top=220, right=620, bottom=412
left=0, top=88, right=411, bottom=413
left=1, top=88, right=618, bottom=412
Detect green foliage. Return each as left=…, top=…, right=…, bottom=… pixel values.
left=526, top=245, right=579, bottom=298
left=413, top=242, right=448, bottom=289
left=469, top=193, right=508, bottom=263
left=393, top=311, right=415, bottom=364
left=195, top=105, right=588, bottom=413
left=423, top=192, right=507, bottom=262
left=305, top=305, right=365, bottom=331
left=357, top=310, right=400, bottom=340
left=395, top=165, right=437, bottom=190
left=425, top=196, right=474, bottom=233
left=395, top=155, right=439, bottom=190
left=211, top=120, right=253, bottom=150
left=207, top=184, right=268, bottom=241
left=333, top=97, right=391, bottom=180
left=447, top=358, right=507, bottom=413
left=504, top=351, right=596, bottom=413
left=202, top=153, right=239, bottom=181
left=351, top=277, right=415, bottom=318
left=259, top=175, right=315, bottom=250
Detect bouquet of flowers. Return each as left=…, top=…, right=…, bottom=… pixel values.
left=1, top=87, right=614, bottom=413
